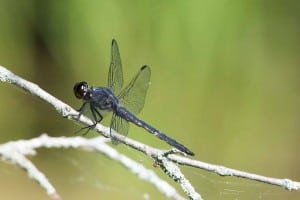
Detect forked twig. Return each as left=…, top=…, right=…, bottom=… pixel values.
left=0, top=66, right=200, bottom=199
left=1, top=65, right=299, bottom=200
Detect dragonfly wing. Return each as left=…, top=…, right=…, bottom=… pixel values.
left=110, top=113, right=129, bottom=145
left=118, top=65, right=151, bottom=114
left=107, top=39, right=124, bottom=95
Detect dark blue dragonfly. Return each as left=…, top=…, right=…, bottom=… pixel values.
left=73, top=39, right=194, bottom=156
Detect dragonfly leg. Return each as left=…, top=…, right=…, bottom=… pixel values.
left=90, top=105, right=103, bottom=125
left=78, top=101, right=88, bottom=112
left=74, top=103, right=103, bottom=135
left=65, top=102, right=88, bottom=119
left=81, top=106, right=103, bottom=135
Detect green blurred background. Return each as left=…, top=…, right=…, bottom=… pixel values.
left=0, top=1, right=299, bottom=199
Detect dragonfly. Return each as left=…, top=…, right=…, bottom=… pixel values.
left=73, top=39, right=194, bottom=156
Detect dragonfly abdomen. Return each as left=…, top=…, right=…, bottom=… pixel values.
left=116, top=107, right=195, bottom=156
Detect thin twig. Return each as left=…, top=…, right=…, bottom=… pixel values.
left=156, top=156, right=201, bottom=200
left=0, top=138, right=61, bottom=200
left=0, top=66, right=201, bottom=199
left=0, top=134, right=186, bottom=200
left=1, top=65, right=300, bottom=200
left=167, top=155, right=300, bottom=191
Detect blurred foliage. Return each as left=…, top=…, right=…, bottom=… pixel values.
left=0, top=0, right=299, bottom=199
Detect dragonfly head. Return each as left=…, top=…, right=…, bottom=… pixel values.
left=73, top=81, right=89, bottom=99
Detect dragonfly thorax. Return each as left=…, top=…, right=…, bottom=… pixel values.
left=90, top=87, right=119, bottom=111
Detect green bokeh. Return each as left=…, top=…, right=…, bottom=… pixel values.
left=0, top=1, right=299, bottom=199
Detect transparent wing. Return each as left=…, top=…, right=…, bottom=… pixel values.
left=110, top=113, right=129, bottom=145
left=118, top=65, right=151, bottom=114
left=107, top=39, right=124, bottom=95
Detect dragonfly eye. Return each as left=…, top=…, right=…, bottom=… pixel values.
left=73, top=81, right=89, bottom=99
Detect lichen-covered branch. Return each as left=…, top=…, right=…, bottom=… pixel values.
left=1, top=65, right=299, bottom=200
left=0, top=66, right=201, bottom=199
left=0, top=134, right=187, bottom=200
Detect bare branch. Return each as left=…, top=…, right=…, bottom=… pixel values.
left=0, top=67, right=166, bottom=156
left=1, top=65, right=299, bottom=200
left=0, top=66, right=200, bottom=199
left=167, top=155, right=300, bottom=191
left=156, top=156, right=201, bottom=200
left=0, top=134, right=186, bottom=200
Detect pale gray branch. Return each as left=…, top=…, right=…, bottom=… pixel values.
left=0, top=65, right=200, bottom=199
left=167, top=155, right=300, bottom=191
left=1, top=65, right=299, bottom=200
left=0, top=134, right=186, bottom=200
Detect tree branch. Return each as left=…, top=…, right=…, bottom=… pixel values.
left=167, top=155, right=300, bottom=191
left=1, top=65, right=299, bottom=200
left=0, top=134, right=186, bottom=200
left=0, top=66, right=201, bottom=199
